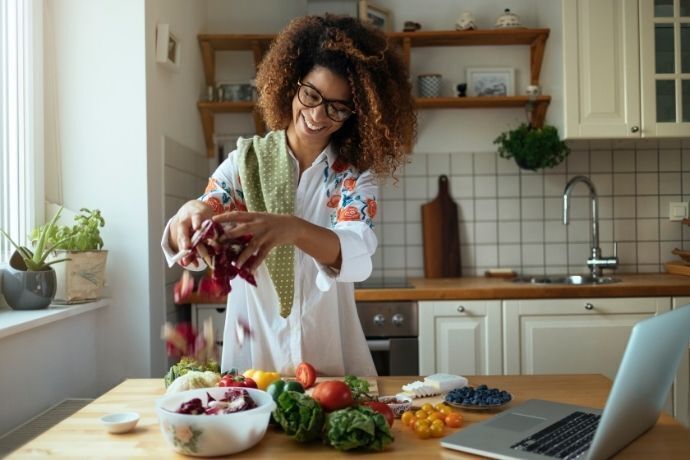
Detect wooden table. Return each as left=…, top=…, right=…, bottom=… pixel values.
left=9, top=375, right=690, bottom=458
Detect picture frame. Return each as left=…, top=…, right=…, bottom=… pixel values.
left=358, top=0, right=392, bottom=32
left=466, top=68, right=515, bottom=97
left=156, top=23, right=180, bottom=71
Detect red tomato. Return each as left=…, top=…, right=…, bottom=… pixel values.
left=311, top=380, right=354, bottom=412
left=362, top=401, right=395, bottom=427
left=295, top=362, right=317, bottom=389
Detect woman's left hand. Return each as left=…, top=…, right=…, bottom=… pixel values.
left=212, top=211, right=298, bottom=272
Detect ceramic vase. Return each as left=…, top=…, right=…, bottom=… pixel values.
left=0, top=251, right=57, bottom=310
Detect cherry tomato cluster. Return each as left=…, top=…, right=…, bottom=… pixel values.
left=400, top=402, right=463, bottom=439
left=217, top=373, right=257, bottom=388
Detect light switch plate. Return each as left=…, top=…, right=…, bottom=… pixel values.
left=669, top=202, right=689, bottom=221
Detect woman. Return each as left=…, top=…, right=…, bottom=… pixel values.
left=162, top=15, right=416, bottom=376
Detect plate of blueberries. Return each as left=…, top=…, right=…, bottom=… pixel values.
left=444, top=384, right=512, bottom=410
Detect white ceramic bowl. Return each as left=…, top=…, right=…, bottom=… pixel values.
left=155, top=386, right=276, bottom=457
left=100, top=412, right=140, bottom=434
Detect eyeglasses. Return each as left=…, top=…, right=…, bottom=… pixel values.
left=296, top=81, right=355, bottom=122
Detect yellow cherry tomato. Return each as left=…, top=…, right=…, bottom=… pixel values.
left=430, top=419, right=445, bottom=437
left=414, top=418, right=431, bottom=431
left=415, top=409, right=428, bottom=420
left=438, top=404, right=453, bottom=415
left=428, top=411, right=445, bottom=422
left=434, top=402, right=446, bottom=411
left=406, top=416, right=418, bottom=427
left=421, top=403, right=434, bottom=413
left=415, top=424, right=431, bottom=439
left=401, top=411, right=415, bottom=426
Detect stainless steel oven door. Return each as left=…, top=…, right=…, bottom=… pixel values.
left=367, top=337, right=419, bottom=376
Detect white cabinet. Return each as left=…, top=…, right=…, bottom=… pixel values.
left=503, top=297, right=670, bottom=378
left=563, top=0, right=641, bottom=138
left=192, top=303, right=226, bottom=357
left=563, top=0, right=690, bottom=138
left=419, top=300, right=502, bottom=376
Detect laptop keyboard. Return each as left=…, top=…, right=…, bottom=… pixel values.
left=510, top=411, right=601, bottom=459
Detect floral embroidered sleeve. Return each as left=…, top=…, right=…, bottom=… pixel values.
left=199, top=150, right=247, bottom=214
left=315, top=166, right=379, bottom=289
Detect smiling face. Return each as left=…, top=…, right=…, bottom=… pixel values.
left=288, top=65, right=352, bottom=157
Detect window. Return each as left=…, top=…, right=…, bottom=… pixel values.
left=1, top=0, right=42, bottom=261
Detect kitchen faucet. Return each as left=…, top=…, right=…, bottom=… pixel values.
left=563, top=176, right=618, bottom=278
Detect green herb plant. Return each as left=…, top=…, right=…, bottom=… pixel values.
left=31, top=208, right=105, bottom=251
left=344, top=375, right=374, bottom=402
left=0, top=206, right=71, bottom=271
left=494, top=123, right=570, bottom=171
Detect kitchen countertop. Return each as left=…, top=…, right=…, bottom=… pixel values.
left=9, top=375, right=689, bottom=459
left=355, top=273, right=690, bottom=301
left=187, top=273, right=690, bottom=304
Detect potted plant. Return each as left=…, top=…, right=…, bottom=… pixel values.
left=0, top=207, right=70, bottom=309
left=494, top=123, right=570, bottom=171
left=32, top=208, right=107, bottom=304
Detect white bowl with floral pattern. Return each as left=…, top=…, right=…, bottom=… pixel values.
left=155, top=386, right=275, bottom=457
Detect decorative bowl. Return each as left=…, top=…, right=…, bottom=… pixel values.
left=155, top=387, right=275, bottom=457
left=378, top=394, right=413, bottom=417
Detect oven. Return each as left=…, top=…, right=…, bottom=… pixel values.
left=355, top=300, right=419, bottom=376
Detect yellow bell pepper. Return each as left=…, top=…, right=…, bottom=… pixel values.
left=242, top=369, right=281, bottom=390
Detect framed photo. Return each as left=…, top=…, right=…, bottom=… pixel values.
left=359, top=0, right=392, bottom=32
left=466, top=68, right=515, bottom=97
left=156, top=23, right=180, bottom=71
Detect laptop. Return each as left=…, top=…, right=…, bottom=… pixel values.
left=440, top=305, right=690, bottom=460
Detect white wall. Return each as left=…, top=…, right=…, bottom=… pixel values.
left=145, top=0, right=208, bottom=378
left=48, top=0, right=150, bottom=383
left=0, top=0, right=149, bottom=435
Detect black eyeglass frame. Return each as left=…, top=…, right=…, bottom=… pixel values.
left=296, top=81, right=356, bottom=122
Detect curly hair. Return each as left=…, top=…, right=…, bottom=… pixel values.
left=255, top=14, right=416, bottom=177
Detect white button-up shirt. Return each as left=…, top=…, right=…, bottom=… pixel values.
left=162, top=142, right=377, bottom=377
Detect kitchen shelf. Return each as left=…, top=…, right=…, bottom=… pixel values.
left=197, top=28, right=551, bottom=157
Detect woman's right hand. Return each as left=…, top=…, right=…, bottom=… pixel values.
left=169, top=200, right=214, bottom=267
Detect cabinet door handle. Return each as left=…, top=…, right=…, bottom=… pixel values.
left=457, top=305, right=465, bottom=313
left=584, top=303, right=594, bottom=310
left=631, top=126, right=640, bottom=133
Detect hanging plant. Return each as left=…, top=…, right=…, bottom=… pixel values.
left=494, top=123, right=570, bottom=171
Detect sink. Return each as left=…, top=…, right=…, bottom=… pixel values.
left=512, top=275, right=620, bottom=285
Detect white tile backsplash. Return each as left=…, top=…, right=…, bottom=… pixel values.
left=373, top=141, right=690, bottom=277
left=474, top=153, right=497, bottom=175
left=636, top=149, right=658, bottom=171
left=636, top=173, right=658, bottom=195
left=659, top=173, right=681, bottom=195
left=659, top=149, right=681, bottom=171
left=475, top=198, right=498, bottom=221
left=428, top=154, right=451, bottom=176
left=497, top=174, right=520, bottom=197
left=474, top=175, right=497, bottom=198
left=451, top=153, right=473, bottom=175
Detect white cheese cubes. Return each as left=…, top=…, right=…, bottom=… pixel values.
left=400, top=380, right=440, bottom=398
left=400, top=373, right=468, bottom=398
left=423, top=373, right=468, bottom=392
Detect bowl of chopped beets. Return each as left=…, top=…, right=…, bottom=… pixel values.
left=445, top=384, right=512, bottom=410
left=156, top=386, right=275, bottom=456
left=377, top=394, right=413, bottom=417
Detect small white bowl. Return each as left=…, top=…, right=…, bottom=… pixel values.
left=100, top=412, right=140, bottom=434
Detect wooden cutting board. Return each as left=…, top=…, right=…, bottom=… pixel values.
left=665, top=261, right=690, bottom=276
left=421, top=175, right=461, bottom=278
